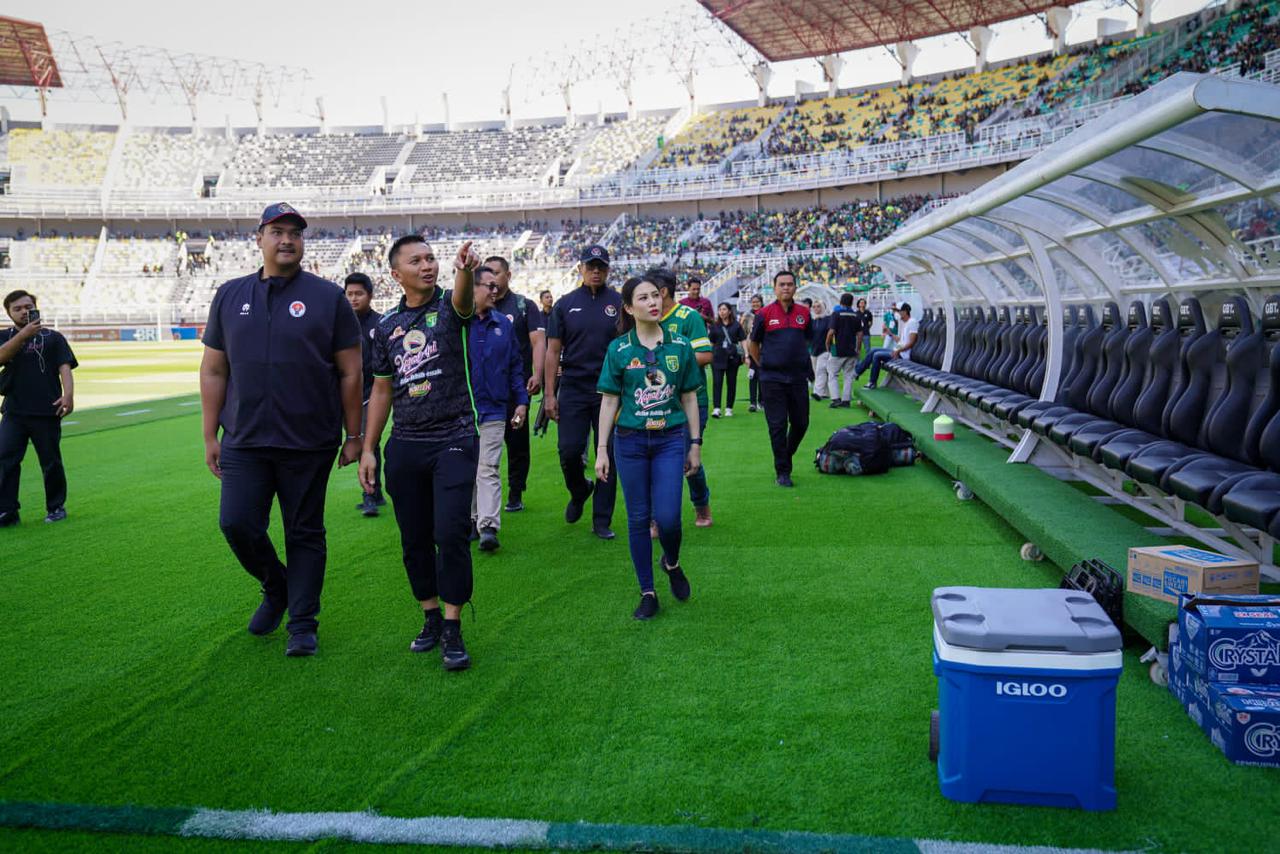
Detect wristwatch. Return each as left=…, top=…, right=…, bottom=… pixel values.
left=689, top=437, right=703, bottom=446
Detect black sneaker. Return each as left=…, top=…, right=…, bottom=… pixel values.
left=864, top=382, right=878, bottom=390
left=592, top=524, right=616, bottom=540
left=0, top=510, right=18, bottom=528
left=662, top=556, right=691, bottom=601
left=776, top=474, right=794, bottom=488
left=410, top=609, right=443, bottom=653
left=828, top=400, right=842, bottom=409
left=565, top=483, right=594, bottom=524
left=285, top=632, right=317, bottom=657
left=359, top=495, right=379, bottom=517
left=748, top=404, right=757, bottom=413
left=504, top=492, right=524, bottom=512
left=441, top=622, right=471, bottom=671
left=811, top=393, right=823, bottom=401
left=372, top=492, right=387, bottom=507
left=633, top=592, right=659, bottom=620
left=478, top=527, right=500, bottom=552
left=247, top=594, right=286, bottom=636
left=468, top=522, right=480, bottom=542
left=44, top=507, right=67, bottom=523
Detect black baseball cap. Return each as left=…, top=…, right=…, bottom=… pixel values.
left=580, top=244, right=610, bottom=265
left=258, top=202, right=307, bottom=230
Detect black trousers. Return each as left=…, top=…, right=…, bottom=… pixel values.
left=0, top=413, right=66, bottom=515
left=712, top=364, right=740, bottom=409
left=748, top=362, right=761, bottom=406
left=384, top=435, right=478, bottom=606
left=760, top=380, right=810, bottom=475
left=556, top=382, right=616, bottom=526
left=504, top=398, right=530, bottom=495
left=218, top=445, right=335, bottom=635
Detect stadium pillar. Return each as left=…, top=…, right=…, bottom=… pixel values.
left=623, top=79, right=637, bottom=121
left=381, top=96, right=391, bottom=134
left=681, top=69, right=697, bottom=112
left=317, top=97, right=328, bottom=135
left=1046, top=7, right=1073, bottom=55
left=895, top=42, right=920, bottom=85
left=562, top=82, right=575, bottom=127
left=751, top=62, right=772, bottom=107
left=819, top=55, right=843, bottom=98
left=970, top=26, right=993, bottom=73
left=442, top=92, right=453, bottom=132
left=1136, top=0, right=1153, bottom=37
left=502, top=86, right=515, bottom=131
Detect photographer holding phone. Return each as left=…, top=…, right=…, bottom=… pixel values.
left=0, top=290, right=78, bottom=527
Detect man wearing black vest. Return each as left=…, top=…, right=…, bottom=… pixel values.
left=200, top=203, right=364, bottom=657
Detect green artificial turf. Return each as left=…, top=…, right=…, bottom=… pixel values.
left=1, top=367, right=1277, bottom=853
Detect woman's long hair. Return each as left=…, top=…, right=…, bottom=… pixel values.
left=717, top=302, right=735, bottom=325
left=617, top=276, right=644, bottom=335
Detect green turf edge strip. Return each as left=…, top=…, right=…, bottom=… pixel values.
left=0, top=801, right=1133, bottom=853
left=853, top=385, right=1179, bottom=651
left=0, top=800, right=190, bottom=836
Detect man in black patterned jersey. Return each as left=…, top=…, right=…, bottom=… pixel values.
left=361, top=235, right=481, bottom=672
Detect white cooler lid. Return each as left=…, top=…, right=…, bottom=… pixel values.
left=932, top=586, right=1122, bottom=653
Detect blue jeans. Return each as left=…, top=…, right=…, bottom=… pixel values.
left=685, top=404, right=710, bottom=508
left=856, top=348, right=895, bottom=386
left=615, top=427, right=686, bottom=593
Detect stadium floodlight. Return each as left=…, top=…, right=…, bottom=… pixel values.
left=0, top=24, right=311, bottom=124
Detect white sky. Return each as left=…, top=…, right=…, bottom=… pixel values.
left=4, top=0, right=1211, bottom=129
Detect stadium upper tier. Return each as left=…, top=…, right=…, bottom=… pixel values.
left=0, top=3, right=1273, bottom=216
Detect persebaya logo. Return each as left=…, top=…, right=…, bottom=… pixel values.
left=425, top=312, right=439, bottom=328
left=665, top=355, right=679, bottom=372
left=1209, top=632, right=1280, bottom=671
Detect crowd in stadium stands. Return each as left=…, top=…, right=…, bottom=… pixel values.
left=652, top=106, right=782, bottom=168
left=1121, top=0, right=1280, bottom=95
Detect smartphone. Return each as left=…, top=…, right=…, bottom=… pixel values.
left=27, top=309, right=40, bottom=323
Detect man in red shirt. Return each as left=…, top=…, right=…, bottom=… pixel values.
left=679, top=277, right=714, bottom=324
left=746, top=270, right=812, bottom=487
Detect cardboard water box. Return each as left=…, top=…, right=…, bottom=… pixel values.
left=1198, top=683, right=1280, bottom=768
left=1178, top=594, right=1280, bottom=685
left=1168, top=643, right=1211, bottom=710
left=1126, top=546, right=1258, bottom=604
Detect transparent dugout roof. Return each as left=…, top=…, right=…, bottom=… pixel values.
left=862, top=73, right=1280, bottom=307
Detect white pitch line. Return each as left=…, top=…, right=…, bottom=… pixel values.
left=177, top=401, right=201, bottom=407
left=115, top=409, right=152, bottom=417
left=181, top=809, right=551, bottom=848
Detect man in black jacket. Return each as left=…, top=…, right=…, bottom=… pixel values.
left=0, top=289, right=78, bottom=527
left=345, top=272, right=383, bottom=516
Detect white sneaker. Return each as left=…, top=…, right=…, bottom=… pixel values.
left=711, top=408, right=721, bottom=418
left=724, top=408, right=733, bottom=417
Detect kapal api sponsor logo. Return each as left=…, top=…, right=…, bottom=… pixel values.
left=1209, top=631, right=1280, bottom=671
left=995, top=681, right=1067, bottom=698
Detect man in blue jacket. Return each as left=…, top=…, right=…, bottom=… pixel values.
left=470, top=265, right=529, bottom=552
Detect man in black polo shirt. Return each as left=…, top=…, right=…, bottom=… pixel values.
left=543, top=244, right=621, bottom=540
left=201, top=203, right=364, bottom=658
left=825, top=292, right=861, bottom=408
left=345, top=272, right=384, bottom=517
left=0, top=289, right=78, bottom=527
left=747, top=269, right=812, bottom=487
left=362, top=235, right=481, bottom=672
left=485, top=255, right=544, bottom=513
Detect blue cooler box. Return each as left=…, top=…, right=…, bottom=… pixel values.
left=932, top=587, right=1124, bottom=811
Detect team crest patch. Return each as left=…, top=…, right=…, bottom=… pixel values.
left=288, top=301, right=306, bottom=318
left=604, top=305, right=618, bottom=317
left=408, top=380, right=432, bottom=398
left=403, top=330, right=428, bottom=353
left=665, top=355, right=679, bottom=372
left=424, top=312, right=439, bottom=328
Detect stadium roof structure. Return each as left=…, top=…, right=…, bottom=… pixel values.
left=697, top=0, right=1085, bottom=62
left=0, top=16, right=61, bottom=89
left=862, top=71, right=1280, bottom=384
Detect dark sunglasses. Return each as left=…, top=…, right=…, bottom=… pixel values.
left=643, top=348, right=659, bottom=384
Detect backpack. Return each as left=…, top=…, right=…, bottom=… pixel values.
left=814, top=422, right=916, bottom=476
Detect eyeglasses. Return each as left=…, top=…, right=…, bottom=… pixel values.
left=643, top=348, right=659, bottom=384
left=478, top=282, right=499, bottom=290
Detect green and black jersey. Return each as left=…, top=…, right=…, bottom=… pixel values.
left=371, top=288, right=476, bottom=442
